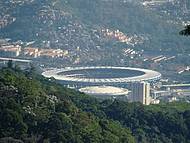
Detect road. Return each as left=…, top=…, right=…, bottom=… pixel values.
left=0, top=57, right=32, bottom=63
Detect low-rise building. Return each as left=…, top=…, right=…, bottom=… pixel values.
left=151, top=99, right=160, bottom=104
left=0, top=45, right=21, bottom=57
left=24, top=47, right=39, bottom=58
left=39, top=49, right=68, bottom=58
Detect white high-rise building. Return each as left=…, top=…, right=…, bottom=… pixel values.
left=130, top=82, right=151, bottom=105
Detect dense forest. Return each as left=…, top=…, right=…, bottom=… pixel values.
left=1, top=65, right=190, bottom=143
left=0, top=65, right=135, bottom=143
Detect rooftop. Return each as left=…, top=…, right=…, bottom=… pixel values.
left=79, top=86, right=129, bottom=96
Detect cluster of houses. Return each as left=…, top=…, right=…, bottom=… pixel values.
left=0, top=15, right=16, bottom=29
left=144, top=55, right=176, bottom=63
left=0, top=45, right=69, bottom=58
left=101, top=28, right=144, bottom=46
left=101, top=29, right=132, bottom=44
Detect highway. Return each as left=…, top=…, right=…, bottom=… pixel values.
left=0, top=57, right=32, bottom=63
left=162, top=84, right=190, bottom=88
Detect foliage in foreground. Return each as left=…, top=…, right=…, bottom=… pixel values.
left=180, top=25, right=190, bottom=36
left=0, top=67, right=134, bottom=143
left=0, top=67, right=190, bottom=143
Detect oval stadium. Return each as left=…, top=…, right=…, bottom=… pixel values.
left=42, top=66, right=161, bottom=88
left=79, top=86, right=129, bottom=100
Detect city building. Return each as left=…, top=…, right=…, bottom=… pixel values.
left=0, top=45, right=21, bottom=57
left=24, top=47, right=39, bottom=58
left=151, top=99, right=160, bottom=104
left=39, top=49, right=68, bottom=58
left=130, top=82, right=151, bottom=105
left=168, top=96, right=177, bottom=103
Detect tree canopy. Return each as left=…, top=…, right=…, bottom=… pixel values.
left=0, top=66, right=190, bottom=142
left=180, top=25, right=190, bottom=36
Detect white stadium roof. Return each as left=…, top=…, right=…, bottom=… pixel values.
left=79, top=86, right=129, bottom=96
left=42, top=66, right=161, bottom=83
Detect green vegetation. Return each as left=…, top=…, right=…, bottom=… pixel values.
left=103, top=101, right=190, bottom=143
left=0, top=66, right=190, bottom=142
left=0, top=0, right=190, bottom=55
left=0, top=67, right=134, bottom=143
left=180, top=25, right=190, bottom=36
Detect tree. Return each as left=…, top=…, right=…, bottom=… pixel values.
left=7, top=60, right=13, bottom=69
left=180, top=25, right=190, bottom=36
left=0, top=109, right=28, bottom=137
left=29, top=63, right=36, bottom=73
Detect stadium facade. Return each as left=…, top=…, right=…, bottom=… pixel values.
left=42, top=66, right=161, bottom=89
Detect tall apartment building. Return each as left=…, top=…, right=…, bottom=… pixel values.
left=130, top=82, right=151, bottom=105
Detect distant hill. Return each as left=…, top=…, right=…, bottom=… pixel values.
left=0, top=0, right=190, bottom=63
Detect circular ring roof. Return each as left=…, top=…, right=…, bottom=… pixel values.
left=79, top=86, right=129, bottom=96
left=42, top=66, right=161, bottom=83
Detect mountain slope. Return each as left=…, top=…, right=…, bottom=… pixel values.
left=0, top=0, right=189, bottom=64
left=0, top=67, right=135, bottom=143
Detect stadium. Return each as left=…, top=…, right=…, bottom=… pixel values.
left=42, top=66, right=161, bottom=89
left=79, top=85, right=129, bottom=100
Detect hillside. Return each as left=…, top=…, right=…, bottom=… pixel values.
left=1, top=66, right=190, bottom=142
left=0, top=0, right=190, bottom=65
left=0, top=67, right=135, bottom=143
